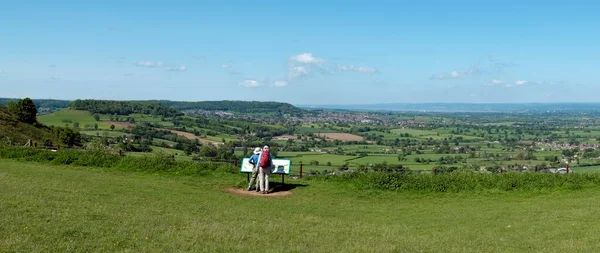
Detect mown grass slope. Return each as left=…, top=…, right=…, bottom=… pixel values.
left=1, top=159, right=600, bottom=252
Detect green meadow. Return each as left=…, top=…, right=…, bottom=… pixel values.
left=38, top=110, right=111, bottom=129
left=2, top=159, right=600, bottom=252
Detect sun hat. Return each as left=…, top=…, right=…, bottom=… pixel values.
left=253, top=147, right=261, bottom=154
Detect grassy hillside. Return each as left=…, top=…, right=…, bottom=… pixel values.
left=1, top=159, right=600, bottom=252
left=0, top=107, right=56, bottom=145
left=38, top=109, right=111, bottom=129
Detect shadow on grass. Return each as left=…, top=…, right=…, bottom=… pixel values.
left=269, top=182, right=308, bottom=193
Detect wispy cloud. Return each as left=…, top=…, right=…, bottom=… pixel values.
left=431, top=69, right=477, bottom=80
left=289, top=53, right=326, bottom=64
left=239, top=79, right=260, bottom=87
left=432, top=56, right=515, bottom=80
left=167, top=66, right=187, bottom=72
left=51, top=76, right=60, bottom=80
left=135, top=61, right=164, bottom=68
left=337, top=65, right=377, bottom=74
left=221, top=64, right=230, bottom=69
left=287, top=53, right=328, bottom=80
left=515, top=80, right=528, bottom=85
left=273, top=80, right=288, bottom=87
left=492, top=79, right=503, bottom=84
left=288, top=65, right=309, bottom=79
left=487, top=56, right=518, bottom=73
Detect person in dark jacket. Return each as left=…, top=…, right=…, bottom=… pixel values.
left=247, top=147, right=261, bottom=191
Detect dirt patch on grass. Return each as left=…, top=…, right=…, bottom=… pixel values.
left=315, top=132, right=364, bottom=141
left=104, top=121, right=136, bottom=130
left=155, top=128, right=223, bottom=146
left=227, top=188, right=292, bottom=197
left=273, top=135, right=298, bottom=140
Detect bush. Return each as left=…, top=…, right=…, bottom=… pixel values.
left=0, top=145, right=236, bottom=176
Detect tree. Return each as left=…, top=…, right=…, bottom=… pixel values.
left=8, top=98, right=37, bottom=124
left=110, top=124, right=115, bottom=131
left=73, top=122, right=80, bottom=128
left=94, top=123, right=98, bottom=130
left=93, top=114, right=100, bottom=121
left=53, top=127, right=81, bottom=147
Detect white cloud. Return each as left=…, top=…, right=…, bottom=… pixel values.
left=273, top=80, right=288, bottom=87
left=431, top=70, right=468, bottom=79
left=239, top=79, right=260, bottom=87
left=221, top=64, right=230, bottom=69
left=135, top=61, right=164, bottom=68
left=51, top=76, right=60, bottom=80
left=289, top=53, right=326, bottom=64
left=168, top=66, right=187, bottom=72
left=515, top=80, right=528, bottom=85
left=338, top=65, right=377, bottom=74
left=492, top=79, right=503, bottom=84
left=288, top=65, right=309, bottom=79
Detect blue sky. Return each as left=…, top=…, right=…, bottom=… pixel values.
left=1, top=1, right=598, bottom=104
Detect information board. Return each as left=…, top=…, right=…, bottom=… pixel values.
left=240, top=158, right=291, bottom=175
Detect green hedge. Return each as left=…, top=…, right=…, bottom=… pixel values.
left=307, top=171, right=600, bottom=193
left=0, top=146, right=236, bottom=175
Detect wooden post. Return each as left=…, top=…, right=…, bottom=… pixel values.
left=500, top=167, right=503, bottom=174
left=34, top=142, right=38, bottom=148
left=234, top=159, right=238, bottom=167
left=299, top=161, right=303, bottom=178
left=433, top=168, right=437, bottom=175
left=566, top=163, right=569, bottom=174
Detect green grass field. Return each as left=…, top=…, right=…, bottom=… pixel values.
left=125, top=146, right=192, bottom=161
left=80, top=130, right=132, bottom=138
left=2, top=159, right=600, bottom=252
left=38, top=109, right=111, bottom=129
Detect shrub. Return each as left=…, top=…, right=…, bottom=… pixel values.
left=0, top=145, right=236, bottom=176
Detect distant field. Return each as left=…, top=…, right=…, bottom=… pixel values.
left=296, top=126, right=338, bottom=134
left=155, top=128, right=223, bottom=146
left=125, top=146, right=191, bottom=161
left=391, top=128, right=439, bottom=137
left=38, top=109, right=111, bottom=129
left=3, top=160, right=600, bottom=252
left=340, top=144, right=394, bottom=152
left=315, top=132, right=364, bottom=141
left=80, top=130, right=132, bottom=138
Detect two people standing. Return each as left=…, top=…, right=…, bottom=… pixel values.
left=247, top=145, right=273, bottom=194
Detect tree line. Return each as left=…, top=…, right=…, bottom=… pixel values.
left=69, top=99, right=183, bottom=117
left=0, top=98, right=70, bottom=110
left=155, top=100, right=304, bottom=115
